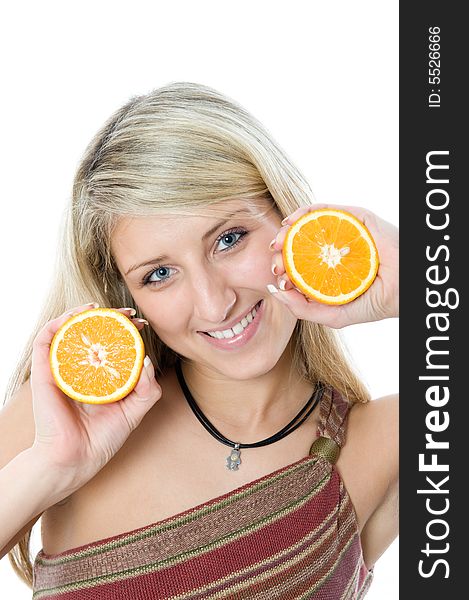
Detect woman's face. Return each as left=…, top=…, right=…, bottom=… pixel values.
left=111, top=198, right=298, bottom=380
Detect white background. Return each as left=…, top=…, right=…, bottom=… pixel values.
left=0, top=1, right=398, bottom=597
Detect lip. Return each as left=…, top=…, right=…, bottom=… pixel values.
left=197, top=300, right=264, bottom=351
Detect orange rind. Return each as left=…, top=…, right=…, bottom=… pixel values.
left=49, top=308, right=145, bottom=404
left=282, top=209, right=379, bottom=305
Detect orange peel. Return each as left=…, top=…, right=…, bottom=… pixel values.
left=282, top=209, right=379, bottom=305
left=49, top=308, right=145, bottom=404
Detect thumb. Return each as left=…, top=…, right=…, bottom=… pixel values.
left=118, top=356, right=162, bottom=432
left=266, top=284, right=346, bottom=328
left=132, top=355, right=161, bottom=402
left=267, top=284, right=313, bottom=318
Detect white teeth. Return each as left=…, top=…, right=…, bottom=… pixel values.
left=207, top=331, right=224, bottom=339
left=205, top=302, right=260, bottom=339
left=232, top=323, right=244, bottom=335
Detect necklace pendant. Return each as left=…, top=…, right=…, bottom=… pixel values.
left=226, top=443, right=241, bottom=471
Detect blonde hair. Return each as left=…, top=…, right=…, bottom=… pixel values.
left=4, top=81, right=370, bottom=587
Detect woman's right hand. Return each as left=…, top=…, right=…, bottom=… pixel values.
left=30, top=302, right=162, bottom=490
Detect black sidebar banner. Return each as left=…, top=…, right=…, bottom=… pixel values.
left=400, top=2, right=466, bottom=597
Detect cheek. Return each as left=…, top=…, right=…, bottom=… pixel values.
left=139, top=292, right=190, bottom=336
left=231, top=237, right=275, bottom=284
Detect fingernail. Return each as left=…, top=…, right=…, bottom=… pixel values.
left=86, top=302, right=99, bottom=308
left=269, top=239, right=276, bottom=251
left=271, top=264, right=278, bottom=276
left=144, top=355, right=152, bottom=368
left=135, top=318, right=149, bottom=325
left=281, top=217, right=289, bottom=226
left=124, top=307, right=137, bottom=316
left=267, top=284, right=279, bottom=294
left=279, top=279, right=287, bottom=291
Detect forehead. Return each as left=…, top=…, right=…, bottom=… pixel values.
left=110, top=197, right=277, bottom=268
left=112, top=197, right=273, bottom=241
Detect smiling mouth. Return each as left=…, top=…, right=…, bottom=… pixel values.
left=200, top=301, right=262, bottom=339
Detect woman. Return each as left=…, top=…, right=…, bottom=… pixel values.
left=0, top=82, right=398, bottom=598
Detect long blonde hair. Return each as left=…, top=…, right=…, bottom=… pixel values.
left=4, top=81, right=370, bottom=587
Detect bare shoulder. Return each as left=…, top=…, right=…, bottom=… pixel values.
left=348, top=393, right=399, bottom=464
left=336, top=393, right=399, bottom=568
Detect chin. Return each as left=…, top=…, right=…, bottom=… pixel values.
left=208, top=352, right=284, bottom=381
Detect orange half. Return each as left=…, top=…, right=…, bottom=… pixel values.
left=282, top=209, right=379, bottom=305
left=49, top=308, right=145, bottom=404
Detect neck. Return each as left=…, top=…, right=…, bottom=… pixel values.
left=178, top=343, right=315, bottom=443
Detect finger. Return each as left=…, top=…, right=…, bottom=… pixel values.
left=131, top=318, right=149, bottom=331
left=132, top=356, right=153, bottom=397
left=64, top=302, right=100, bottom=318
left=269, top=224, right=290, bottom=252
left=31, top=302, right=99, bottom=386
left=121, top=356, right=162, bottom=426
left=280, top=203, right=331, bottom=227
left=277, top=274, right=296, bottom=292
left=116, top=307, right=137, bottom=317
left=114, top=307, right=148, bottom=331
left=267, top=285, right=346, bottom=328
left=271, top=251, right=286, bottom=277
left=280, top=203, right=370, bottom=228
left=267, top=285, right=312, bottom=316
left=270, top=205, right=339, bottom=253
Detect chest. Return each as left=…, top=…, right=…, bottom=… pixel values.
left=41, top=407, right=322, bottom=555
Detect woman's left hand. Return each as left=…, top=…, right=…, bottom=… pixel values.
left=268, top=204, right=399, bottom=329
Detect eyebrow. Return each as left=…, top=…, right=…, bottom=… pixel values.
left=124, top=208, right=249, bottom=276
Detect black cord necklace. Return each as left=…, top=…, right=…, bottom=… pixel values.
left=175, top=359, right=324, bottom=471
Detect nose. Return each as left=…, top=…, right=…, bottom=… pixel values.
left=191, top=266, right=236, bottom=327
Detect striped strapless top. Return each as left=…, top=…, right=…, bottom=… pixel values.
left=33, top=385, right=373, bottom=599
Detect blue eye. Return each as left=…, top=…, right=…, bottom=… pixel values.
left=141, top=228, right=248, bottom=288
left=216, top=229, right=246, bottom=251
left=144, top=266, right=174, bottom=286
